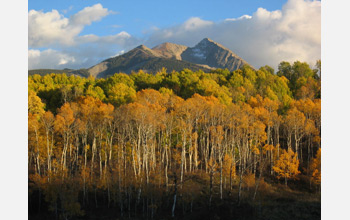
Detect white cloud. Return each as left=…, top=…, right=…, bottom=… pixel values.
left=76, top=31, right=139, bottom=50
left=225, top=15, right=252, bottom=22
left=28, top=49, right=76, bottom=69
left=28, top=0, right=320, bottom=71
left=77, top=31, right=131, bottom=44
left=28, top=32, right=138, bottom=70
left=145, top=17, right=215, bottom=47
left=28, top=4, right=141, bottom=70
left=70, top=3, right=110, bottom=26
left=146, top=0, right=321, bottom=70
left=183, top=17, right=213, bottom=30
left=111, top=50, right=125, bottom=58
left=254, top=8, right=282, bottom=21
left=28, top=46, right=122, bottom=70
left=29, top=9, right=75, bottom=47
left=29, top=4, right=112, bottom=47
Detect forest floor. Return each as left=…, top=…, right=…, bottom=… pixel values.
left=29, top=174, right=321, bottom=220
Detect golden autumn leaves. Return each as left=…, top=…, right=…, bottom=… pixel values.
left=28, top=67, right=321, bottom=218
left=273, top=149, right=300, bottom=185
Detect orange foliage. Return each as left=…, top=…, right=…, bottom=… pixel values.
left=273, top=149, right=300, bottom=185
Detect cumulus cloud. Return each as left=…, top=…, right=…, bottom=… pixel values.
left=145, top=17, right=214, bottom=47
left=145, top=0, right=321, bottom=69
left=70, top=4, right=111, bottom=26
left=28, top=49, right=76, bottom=69
left=28, top=42, right=136, bottom=70
left=28, top=31, right=140, bottom=70
left=28, top=4, right=141, bottom=69
left=28, top=0, right=320, bottom=71
left=183, top=17, right=214, bottom=30
left=77, top=31, right=133, bottom=45
left=29, top=9, right=74, bottom=47
left=29, top=4, right=114, bottom=47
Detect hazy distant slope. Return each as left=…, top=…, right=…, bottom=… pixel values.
left=28, top=68, right=90, bottom=77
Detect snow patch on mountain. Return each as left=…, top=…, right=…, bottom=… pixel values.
left=192, top=48, right=206, bottom=59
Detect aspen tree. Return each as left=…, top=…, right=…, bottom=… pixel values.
left=273, top=149, right=300, bottom=186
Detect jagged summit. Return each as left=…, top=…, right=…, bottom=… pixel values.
left=152, top=42, right=188, bottom=60
left=196, top=38, right=224, bottom=48
left=132, top=44, right=161, bottom=57
left=201, top=37, right=214, bottom=43
left=134, top=44, right=155, bottom=54
left=152, top=42, right=180, bottom=49
left=196, top=38, right=234, bottom=53
left=181, top=38, right=249, bottom=70
left=136, top=44, right=149, bottom=50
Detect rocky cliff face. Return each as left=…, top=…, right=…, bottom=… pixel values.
left=152, top=42, right=188, bottom=60
left=181, top=38, right=248, bottom=71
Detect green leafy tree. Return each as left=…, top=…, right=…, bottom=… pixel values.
left=131, top=70, right=162, bottom=90
left=85, top=85, right=106, bottom=100
left=107, top=83, right=136, bottom=106
left=28, top=90, right=45, bottom=115
left=277, top=61, right=292, bottom=81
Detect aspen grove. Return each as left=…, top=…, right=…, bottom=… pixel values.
left=28, top=61, right=321, bottom=219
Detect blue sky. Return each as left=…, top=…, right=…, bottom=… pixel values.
left=29, top=0, right=287, bottom=38
left=28, top=0, right=321, bottom=70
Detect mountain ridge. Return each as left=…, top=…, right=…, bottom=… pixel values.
left=29, top=38, right=252, bottom=78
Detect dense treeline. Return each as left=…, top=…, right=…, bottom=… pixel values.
left=29, top=68, right=91, bottom=78
left=28, top=61, right=321, bottom=219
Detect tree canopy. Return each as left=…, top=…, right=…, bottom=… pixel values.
left=29, top=60, right=321, bottom=219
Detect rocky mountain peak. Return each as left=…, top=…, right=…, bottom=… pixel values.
left=133, top=44, right=160, bottom=57
left=136, top=44, right=151, bottom=50
left=37, top=38, right=252, bottom=78
left=180, top=38, right=249, bottom=70
left=196, top=38, right=227, bottom=51
left=199, top=37, right=214, bottom=44
left=152, top=42, right=188, bottom=59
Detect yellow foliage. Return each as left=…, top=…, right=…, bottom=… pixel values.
left=28, top=90, right=45, bottom=115
left=108, top=83, right=136, bottom=106
left=54, top=103, right=75, bottom=133
left=251, top=145, right=260, bottom=155
left=263, top=144, right=274, bottom=152
left=313, top=135, right=321, bottom=145
left=310, top=148, right=321, bottom=185
left=272, top=149, right=300, bottom=184
left=222, top=154, right=236, bottom=178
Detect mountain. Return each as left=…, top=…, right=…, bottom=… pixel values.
left=152, top=42, right=188, bottom=60
left=181, top=38, right=249, bottom=71
left=88, top=44, right=212, bottom=78
left=29, top=38, right=251, bottom=78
